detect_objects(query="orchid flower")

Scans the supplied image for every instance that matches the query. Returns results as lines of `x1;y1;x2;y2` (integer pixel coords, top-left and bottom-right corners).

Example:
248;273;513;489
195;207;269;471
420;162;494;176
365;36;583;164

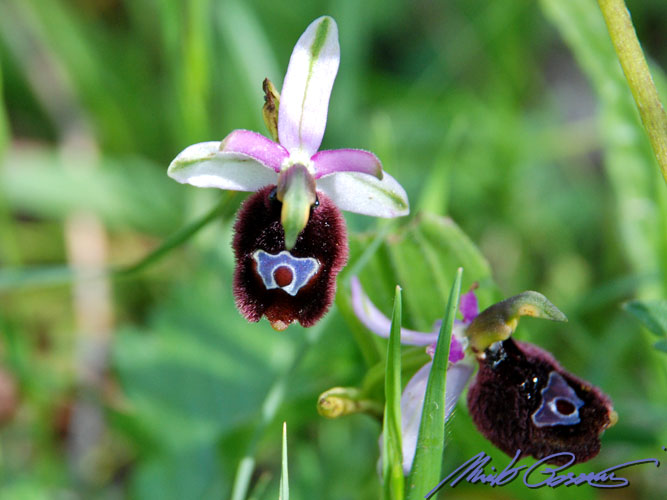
167;17;409;330
351;277;617;474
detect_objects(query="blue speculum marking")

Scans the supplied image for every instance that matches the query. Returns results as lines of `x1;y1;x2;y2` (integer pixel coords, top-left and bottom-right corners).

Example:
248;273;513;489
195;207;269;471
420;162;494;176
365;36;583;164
252;250;320;296
531;371;584;427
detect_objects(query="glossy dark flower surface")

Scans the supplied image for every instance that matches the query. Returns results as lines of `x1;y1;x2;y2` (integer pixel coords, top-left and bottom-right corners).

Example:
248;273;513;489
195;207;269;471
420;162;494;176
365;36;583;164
233;186;348;330
467;337;616;465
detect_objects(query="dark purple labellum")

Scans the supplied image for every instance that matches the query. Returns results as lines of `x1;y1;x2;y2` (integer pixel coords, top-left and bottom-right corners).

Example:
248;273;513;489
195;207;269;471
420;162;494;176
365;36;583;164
233;185;348;330
467;338;616;465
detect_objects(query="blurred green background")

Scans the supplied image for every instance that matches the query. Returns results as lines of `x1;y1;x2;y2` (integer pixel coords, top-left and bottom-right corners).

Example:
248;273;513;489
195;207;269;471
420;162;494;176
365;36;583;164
0;0;666;498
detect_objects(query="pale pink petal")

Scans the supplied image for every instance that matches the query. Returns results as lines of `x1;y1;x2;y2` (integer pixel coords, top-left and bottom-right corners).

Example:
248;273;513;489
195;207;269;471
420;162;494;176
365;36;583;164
350;277;437;346
278;16;339;156
220;130;288;172
312;149;383;179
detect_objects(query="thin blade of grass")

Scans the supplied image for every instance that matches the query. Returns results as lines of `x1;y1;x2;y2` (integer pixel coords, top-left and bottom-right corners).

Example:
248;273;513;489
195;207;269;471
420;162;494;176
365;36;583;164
382;285;404;500
0;61;8;158
113;194;234;276
406;267;462;499
0;196;233;291
279;422;289;500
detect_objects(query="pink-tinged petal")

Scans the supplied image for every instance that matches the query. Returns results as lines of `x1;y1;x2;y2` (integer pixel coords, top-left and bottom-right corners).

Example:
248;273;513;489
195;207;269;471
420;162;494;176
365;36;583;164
278;16;339;156
460;291;479;323
220;130;288;173
350;277;437;346
168;141;278;191
312;149;383;179
317;170;409;218
400;361;474;474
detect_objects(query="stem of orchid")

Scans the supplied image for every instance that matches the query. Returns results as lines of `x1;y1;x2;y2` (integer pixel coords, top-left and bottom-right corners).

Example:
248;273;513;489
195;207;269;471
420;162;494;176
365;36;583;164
465;291;568;353
276;164;317;250
598;0;667;183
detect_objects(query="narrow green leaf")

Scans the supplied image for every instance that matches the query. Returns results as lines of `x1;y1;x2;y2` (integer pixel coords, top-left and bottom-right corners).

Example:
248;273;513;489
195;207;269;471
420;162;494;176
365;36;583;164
279;422;289;500
406;268;462;500
654;340;667;353
382;285;404;500
0;60;8;158
0;265;78;291
113;195;233;276
624;300;667;337
0;196;233;291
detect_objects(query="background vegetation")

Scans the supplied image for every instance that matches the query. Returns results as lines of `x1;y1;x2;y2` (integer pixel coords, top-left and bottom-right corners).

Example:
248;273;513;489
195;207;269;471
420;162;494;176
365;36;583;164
0;0;665;498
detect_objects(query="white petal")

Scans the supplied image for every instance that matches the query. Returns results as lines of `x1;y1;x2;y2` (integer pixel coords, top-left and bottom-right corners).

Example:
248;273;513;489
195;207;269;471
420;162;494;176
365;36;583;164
317;170;409;218
168;141;278;191
278;16;339;156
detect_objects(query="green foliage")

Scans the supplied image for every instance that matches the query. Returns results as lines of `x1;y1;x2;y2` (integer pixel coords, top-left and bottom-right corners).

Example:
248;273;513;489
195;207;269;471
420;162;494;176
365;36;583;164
345;214;499;334
0;0;665;499
381;286;404;500
624;300;667;338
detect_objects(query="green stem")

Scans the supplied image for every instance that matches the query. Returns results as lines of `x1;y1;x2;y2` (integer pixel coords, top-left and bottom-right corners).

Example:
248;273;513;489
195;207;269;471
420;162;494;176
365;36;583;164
0;195;234;291
597;0;667;183
113;194;233;276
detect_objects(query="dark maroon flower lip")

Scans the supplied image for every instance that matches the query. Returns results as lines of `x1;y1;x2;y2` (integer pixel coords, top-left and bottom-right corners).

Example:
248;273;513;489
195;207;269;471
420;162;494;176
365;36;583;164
232;185;348;330
467;338;617;465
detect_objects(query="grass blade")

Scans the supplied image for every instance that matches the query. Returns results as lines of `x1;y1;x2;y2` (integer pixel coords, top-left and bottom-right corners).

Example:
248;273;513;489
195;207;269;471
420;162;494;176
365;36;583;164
0;196;233;291
113;194;234;276
382;285;404;500
406;267;462;499
279;422;289;500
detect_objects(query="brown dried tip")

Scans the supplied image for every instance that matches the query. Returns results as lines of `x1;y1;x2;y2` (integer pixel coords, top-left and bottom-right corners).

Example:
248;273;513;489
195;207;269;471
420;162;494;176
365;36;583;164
467;338;616;465
232;185;348;329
